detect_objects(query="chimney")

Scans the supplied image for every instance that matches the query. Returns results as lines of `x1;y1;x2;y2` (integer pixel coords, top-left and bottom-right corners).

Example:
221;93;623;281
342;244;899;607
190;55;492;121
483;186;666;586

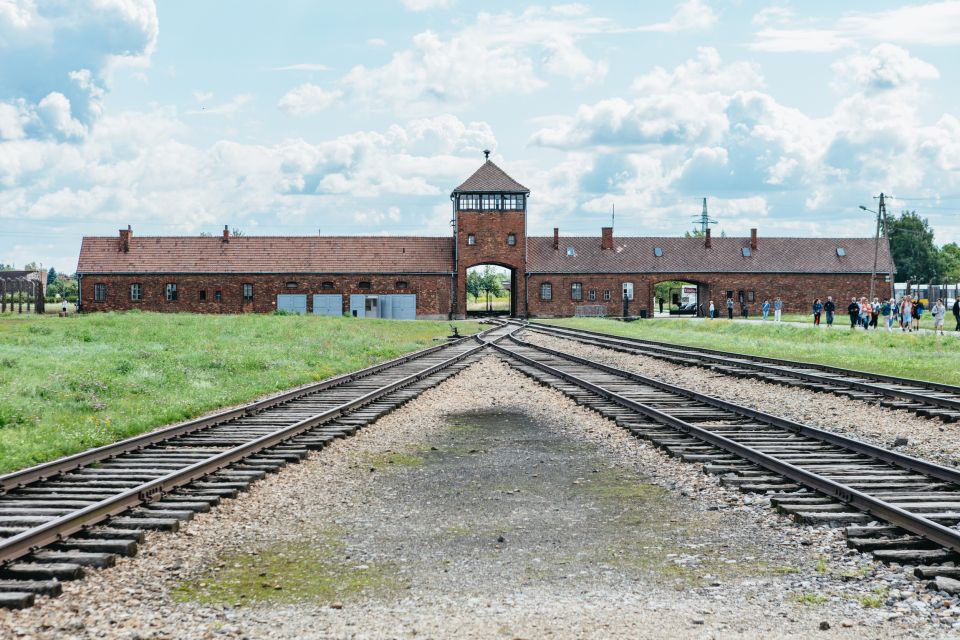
705;228;712;249
553;227;559;250
601;226;613;251
222;225;230;242
119;225;132;253
750;228;758;250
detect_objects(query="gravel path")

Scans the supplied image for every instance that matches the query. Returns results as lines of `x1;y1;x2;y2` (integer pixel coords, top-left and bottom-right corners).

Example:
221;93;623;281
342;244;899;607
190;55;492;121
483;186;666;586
524;331;960;468
2;357;958;638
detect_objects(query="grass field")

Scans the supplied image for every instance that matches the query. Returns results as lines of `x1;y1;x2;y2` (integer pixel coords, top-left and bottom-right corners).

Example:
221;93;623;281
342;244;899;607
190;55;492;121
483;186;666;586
0;312;475;474
540;317;960;386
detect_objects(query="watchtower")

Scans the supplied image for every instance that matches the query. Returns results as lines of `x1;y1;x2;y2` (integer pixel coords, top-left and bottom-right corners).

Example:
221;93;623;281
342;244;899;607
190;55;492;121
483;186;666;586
451;151;529;318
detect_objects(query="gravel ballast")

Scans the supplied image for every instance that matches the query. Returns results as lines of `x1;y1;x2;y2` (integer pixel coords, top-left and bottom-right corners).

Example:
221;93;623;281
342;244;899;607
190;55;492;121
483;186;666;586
524;330;960;468
1;356;958;638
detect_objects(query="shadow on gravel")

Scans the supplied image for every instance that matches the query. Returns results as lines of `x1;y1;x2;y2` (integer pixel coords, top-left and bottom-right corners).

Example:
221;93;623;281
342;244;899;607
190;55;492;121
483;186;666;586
176;410;792;607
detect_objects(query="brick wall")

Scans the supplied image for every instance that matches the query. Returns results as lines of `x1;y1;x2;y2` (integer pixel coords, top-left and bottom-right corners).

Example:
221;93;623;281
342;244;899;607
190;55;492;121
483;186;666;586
526;272;891;318
79;273;453;318
455;209;526;317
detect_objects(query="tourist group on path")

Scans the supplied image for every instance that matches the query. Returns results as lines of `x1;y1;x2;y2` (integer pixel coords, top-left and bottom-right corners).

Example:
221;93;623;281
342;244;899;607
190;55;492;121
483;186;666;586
706;294;958;336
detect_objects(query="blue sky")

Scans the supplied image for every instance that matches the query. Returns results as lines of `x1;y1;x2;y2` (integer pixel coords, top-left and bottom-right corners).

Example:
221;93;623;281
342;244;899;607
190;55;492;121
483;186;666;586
3;0;960;273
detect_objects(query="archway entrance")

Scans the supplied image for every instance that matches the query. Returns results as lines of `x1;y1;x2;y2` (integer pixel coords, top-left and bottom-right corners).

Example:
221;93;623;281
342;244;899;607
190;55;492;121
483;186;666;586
466;264;515;317
652;280;704;318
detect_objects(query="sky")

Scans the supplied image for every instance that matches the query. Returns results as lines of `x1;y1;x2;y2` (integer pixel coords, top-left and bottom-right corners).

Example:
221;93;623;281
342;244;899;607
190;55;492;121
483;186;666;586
3;0;960;273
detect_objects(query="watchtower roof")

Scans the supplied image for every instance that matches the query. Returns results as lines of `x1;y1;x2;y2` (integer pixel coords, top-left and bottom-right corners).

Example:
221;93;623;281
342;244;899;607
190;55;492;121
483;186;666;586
452;159;529;195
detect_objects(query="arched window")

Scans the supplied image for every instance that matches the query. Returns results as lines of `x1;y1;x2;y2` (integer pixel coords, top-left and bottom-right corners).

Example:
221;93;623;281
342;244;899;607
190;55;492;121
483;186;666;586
507;233;516;246
321;281;334;289
396;280;409;289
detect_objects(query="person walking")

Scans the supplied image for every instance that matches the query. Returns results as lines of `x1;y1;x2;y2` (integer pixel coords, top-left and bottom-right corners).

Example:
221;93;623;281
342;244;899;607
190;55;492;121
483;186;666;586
859;297;871;330
726;296;734;320
658;297;664;314
773;297;783;322
882;298;893;332
824;296;835;328
953;298;960;331
913;298;924;331
708;300;715;319
932;298;946;336
870;297;880;329
761;299;770;321
812;298;823;326
900;296;913;332
847;297;859;329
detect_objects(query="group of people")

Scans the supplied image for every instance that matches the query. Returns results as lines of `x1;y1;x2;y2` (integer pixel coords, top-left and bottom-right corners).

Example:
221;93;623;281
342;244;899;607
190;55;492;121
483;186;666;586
705;293;960;336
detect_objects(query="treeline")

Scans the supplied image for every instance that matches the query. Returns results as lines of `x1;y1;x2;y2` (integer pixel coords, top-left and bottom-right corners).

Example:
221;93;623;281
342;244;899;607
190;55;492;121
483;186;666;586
888;211;960;283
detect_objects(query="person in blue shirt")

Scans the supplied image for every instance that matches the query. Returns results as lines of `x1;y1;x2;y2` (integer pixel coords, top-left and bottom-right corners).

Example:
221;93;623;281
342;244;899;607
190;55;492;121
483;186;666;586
761;299;770;320
773;297;783;321
812;298;823;326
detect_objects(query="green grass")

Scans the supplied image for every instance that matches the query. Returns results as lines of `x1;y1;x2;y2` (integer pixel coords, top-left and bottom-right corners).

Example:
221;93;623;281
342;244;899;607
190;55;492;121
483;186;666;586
539;316;960;386
0;312;476;474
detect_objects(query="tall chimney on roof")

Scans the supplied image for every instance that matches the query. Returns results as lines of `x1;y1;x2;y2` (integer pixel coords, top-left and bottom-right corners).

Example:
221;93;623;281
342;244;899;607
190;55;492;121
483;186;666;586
601;226;613;250
222;225;230;242
119;225;131;253
705;228;712;249
553;227;559;250
750;228;758;250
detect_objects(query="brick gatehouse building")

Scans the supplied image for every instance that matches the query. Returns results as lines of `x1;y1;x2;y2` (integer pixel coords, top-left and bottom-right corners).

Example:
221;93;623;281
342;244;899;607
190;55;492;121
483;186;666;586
77;155;895;319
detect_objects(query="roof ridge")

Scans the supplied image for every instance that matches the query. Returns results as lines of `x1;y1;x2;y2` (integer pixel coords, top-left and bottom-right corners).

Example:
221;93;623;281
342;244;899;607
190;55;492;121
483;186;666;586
452;159;529;194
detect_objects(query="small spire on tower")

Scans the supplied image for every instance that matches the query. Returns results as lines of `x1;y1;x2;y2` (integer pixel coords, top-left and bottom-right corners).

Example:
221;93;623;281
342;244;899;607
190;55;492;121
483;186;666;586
483;149;490;160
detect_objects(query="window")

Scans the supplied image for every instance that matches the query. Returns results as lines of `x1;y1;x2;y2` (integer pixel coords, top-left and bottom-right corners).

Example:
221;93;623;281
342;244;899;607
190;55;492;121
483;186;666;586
243;283;253;301
458;194;480;210
654;247;663;257
467;234;476;246
214;290;222;302
94;283;106;302
395;280;409;289
129;283;141;301
571;282;582;301
502;194;524;210
199;290;207;302
588;289;597;301
836;247;846;257
285;281;298;289
480;194;500;210
540;282;553;301
507;233;516;246
358;281;371;289
321;281;334;289
603;289;611;301
622;282;634;301
741;247;752;257
566;246;575;257
747;291;755;303
165;283;177;301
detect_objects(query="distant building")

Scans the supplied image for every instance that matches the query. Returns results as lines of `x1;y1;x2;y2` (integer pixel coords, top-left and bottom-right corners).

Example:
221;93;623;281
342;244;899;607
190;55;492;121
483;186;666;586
77;156;894;318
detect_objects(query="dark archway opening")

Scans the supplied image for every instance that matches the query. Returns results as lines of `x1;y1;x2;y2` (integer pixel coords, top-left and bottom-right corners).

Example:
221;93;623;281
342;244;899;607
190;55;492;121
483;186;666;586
466;264;515;317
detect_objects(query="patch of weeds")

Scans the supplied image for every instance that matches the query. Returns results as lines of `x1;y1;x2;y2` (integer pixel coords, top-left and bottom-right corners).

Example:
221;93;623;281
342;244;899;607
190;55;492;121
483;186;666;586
27;325;52;336
365;450;424;468
815;556;829;573
115;361;134;375
792;592;829;605
0;357;15;368
174;530;397;606
857;586;888;608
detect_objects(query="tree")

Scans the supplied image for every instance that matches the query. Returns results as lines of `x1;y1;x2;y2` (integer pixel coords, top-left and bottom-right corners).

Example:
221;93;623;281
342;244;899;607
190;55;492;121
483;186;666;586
938;243;960;283
47;267;57;285
23;261;38;271
684;229;705;238
888;210;938;281
0;264;13;271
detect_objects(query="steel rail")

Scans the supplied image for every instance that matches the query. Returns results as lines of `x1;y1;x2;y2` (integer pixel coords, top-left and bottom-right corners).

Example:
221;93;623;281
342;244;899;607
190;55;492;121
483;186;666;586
0;336;494;566
0;328;496;494
521;321;960;412
493;337;960;554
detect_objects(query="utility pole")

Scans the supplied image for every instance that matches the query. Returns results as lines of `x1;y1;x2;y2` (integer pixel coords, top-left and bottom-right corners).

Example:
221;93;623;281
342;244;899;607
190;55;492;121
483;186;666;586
692;198;717;235
861;193;887;302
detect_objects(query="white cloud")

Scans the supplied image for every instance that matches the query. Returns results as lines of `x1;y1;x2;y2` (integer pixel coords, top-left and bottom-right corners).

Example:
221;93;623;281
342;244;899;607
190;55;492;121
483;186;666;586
401;0;451;10
37;92;85;138
831;44;939;92
638;0;718;33
277;84;343;115
750;1;960;52
751;7;795;27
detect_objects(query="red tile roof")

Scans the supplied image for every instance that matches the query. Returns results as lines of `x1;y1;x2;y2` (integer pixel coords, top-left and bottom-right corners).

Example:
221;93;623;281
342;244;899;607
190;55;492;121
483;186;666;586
77;236;455;274
452;160;529;194
527;235;895;275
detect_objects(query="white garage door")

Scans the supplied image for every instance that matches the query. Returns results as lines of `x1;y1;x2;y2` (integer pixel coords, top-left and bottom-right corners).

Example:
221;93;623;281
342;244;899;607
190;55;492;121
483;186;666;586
276;294;307;314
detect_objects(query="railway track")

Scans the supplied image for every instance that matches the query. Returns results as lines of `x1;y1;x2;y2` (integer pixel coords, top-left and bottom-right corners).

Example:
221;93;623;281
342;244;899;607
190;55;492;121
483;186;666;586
493;332;960;583
0;324;518;610
519;321;960;423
